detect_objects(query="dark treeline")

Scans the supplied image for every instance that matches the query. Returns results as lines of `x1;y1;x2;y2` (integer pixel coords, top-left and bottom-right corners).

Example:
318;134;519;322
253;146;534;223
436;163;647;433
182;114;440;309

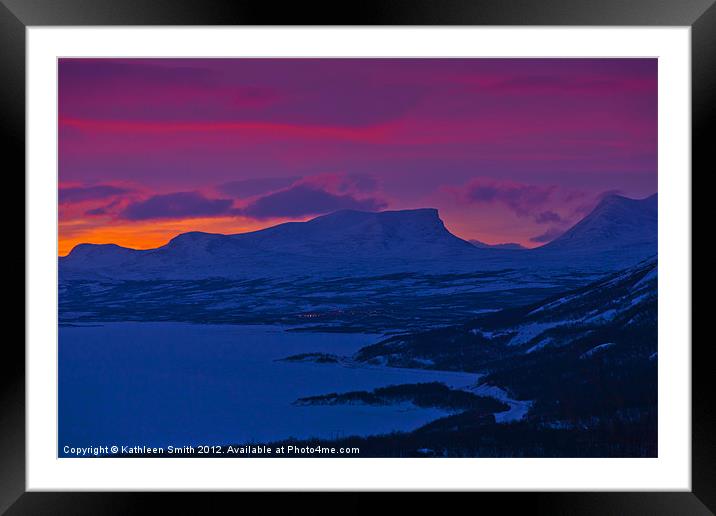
294;382;510;413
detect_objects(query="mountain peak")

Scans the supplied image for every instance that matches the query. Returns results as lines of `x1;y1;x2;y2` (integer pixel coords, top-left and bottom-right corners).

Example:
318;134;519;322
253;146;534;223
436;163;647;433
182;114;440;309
596;192;657;209
66;242;135;258
310;207;440;223
237;207;473;258
165;231;227;248
538;193;657;252
62;242;140;268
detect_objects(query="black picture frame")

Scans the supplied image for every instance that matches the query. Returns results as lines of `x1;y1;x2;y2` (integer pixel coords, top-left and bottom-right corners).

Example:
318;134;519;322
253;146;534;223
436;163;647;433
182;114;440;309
2;0;710;513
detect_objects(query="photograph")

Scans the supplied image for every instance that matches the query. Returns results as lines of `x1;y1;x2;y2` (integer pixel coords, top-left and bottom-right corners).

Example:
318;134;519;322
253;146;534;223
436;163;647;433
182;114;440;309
57;57;658;459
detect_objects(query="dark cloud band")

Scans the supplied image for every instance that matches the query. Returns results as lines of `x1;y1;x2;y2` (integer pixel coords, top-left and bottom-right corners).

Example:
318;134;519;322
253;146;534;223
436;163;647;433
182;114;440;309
240;184;387;219
119;191;233;221
59;184;130;204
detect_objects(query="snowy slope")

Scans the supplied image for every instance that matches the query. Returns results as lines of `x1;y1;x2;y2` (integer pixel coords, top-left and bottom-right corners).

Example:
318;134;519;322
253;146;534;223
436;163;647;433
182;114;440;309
229;208;477;258
538;193;657;253
355;256;657;367
352;256;658;439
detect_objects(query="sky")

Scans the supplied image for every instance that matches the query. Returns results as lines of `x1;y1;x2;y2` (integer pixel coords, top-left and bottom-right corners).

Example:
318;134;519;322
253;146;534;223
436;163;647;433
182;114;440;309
58;58;657;256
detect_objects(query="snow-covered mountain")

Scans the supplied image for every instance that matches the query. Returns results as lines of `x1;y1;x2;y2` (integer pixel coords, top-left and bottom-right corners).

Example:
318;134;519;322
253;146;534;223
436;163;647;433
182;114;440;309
60;208;480;280
230;208;476;258
60;195;658;281
538;193;657;253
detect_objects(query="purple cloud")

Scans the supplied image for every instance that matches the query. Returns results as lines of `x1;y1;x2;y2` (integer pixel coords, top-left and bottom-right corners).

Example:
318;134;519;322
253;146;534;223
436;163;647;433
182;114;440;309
339;174;379;193
59;184;130;204
240;185;387;219
492;75;631;95
119;191;234;221
460;178;554;216
85;199;121;217
534;210;562;224
530;227;564;243
60;59;216;87
217;176;300;198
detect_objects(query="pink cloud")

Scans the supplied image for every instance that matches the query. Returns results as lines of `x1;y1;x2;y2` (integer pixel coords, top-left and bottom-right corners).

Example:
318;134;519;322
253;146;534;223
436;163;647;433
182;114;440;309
59;117;392;144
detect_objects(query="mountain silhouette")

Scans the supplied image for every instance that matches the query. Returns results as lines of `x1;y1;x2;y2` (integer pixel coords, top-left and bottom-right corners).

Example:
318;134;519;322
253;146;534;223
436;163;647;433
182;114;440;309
61;208;479;279
60;195;657;280
469;240;526;250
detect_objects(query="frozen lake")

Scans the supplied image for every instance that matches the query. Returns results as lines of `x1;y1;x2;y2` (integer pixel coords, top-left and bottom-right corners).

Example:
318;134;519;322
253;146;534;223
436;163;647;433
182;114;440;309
59;323;478;454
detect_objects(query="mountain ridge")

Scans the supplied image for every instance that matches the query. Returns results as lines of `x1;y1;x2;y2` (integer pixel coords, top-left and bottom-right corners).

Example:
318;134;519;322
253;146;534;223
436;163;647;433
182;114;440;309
60;194;658;280
469;239;526;250
60;207;482;279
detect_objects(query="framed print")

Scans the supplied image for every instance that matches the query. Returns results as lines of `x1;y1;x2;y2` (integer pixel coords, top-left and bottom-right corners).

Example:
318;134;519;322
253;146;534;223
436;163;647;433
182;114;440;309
4;0;712;513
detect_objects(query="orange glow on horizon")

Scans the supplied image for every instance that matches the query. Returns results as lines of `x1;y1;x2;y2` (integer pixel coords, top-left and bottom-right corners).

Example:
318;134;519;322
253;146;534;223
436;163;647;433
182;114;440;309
58;216;299;257
59;214;542;257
